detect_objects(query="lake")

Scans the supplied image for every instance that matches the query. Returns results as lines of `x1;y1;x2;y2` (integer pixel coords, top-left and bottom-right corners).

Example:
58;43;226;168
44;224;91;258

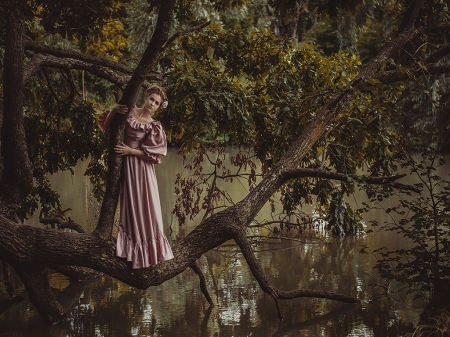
1;148;445;337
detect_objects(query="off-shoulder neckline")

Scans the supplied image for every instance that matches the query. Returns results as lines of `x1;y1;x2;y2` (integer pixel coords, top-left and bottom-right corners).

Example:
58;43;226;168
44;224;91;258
127;113;160;131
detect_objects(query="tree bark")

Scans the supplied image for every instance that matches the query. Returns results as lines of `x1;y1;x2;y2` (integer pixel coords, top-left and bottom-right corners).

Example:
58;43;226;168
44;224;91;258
0;2;33;218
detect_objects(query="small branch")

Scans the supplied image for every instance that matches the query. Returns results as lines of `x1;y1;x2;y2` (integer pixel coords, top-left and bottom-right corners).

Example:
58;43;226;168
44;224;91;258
283;168;421;193
161;21;211;51
189;261;214;306
40;214;86;234
42;68;62;102
426;43;450;64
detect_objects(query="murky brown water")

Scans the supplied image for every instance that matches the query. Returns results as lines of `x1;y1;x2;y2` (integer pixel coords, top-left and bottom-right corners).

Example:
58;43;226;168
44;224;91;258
1;149;440;336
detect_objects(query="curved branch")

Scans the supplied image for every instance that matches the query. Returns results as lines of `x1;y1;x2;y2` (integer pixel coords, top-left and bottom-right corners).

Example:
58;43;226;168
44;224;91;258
233;228;360;320
23;53;131;88
23;36;135;76
190;261;214;305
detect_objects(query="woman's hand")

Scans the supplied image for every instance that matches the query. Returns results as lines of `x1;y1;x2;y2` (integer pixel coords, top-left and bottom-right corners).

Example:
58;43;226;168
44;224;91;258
115;143;133;156
111;104;128;115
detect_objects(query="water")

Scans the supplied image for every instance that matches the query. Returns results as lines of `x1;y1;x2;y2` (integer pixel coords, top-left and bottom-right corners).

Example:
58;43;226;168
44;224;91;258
1;148;440;336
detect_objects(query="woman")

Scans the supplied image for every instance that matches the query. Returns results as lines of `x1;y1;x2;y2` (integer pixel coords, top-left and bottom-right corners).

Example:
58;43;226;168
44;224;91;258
99;86;174;268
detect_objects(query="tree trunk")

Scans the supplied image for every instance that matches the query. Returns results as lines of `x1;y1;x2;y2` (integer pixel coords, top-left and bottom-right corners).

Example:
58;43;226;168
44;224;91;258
0;2;33;218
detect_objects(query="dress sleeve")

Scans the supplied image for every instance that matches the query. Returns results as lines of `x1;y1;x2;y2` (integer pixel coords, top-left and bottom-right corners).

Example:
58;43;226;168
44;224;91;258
98;110;110;132
141;121;167;164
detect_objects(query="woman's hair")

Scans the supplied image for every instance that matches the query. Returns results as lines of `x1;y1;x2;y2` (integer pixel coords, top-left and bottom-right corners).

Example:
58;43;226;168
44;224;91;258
146;85;167;104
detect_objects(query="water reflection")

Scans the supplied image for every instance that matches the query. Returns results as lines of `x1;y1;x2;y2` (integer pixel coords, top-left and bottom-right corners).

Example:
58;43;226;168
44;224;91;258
1;148;436;336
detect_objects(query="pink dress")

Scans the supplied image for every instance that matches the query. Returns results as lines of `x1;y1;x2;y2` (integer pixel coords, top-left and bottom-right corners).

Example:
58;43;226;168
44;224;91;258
99;111;174;268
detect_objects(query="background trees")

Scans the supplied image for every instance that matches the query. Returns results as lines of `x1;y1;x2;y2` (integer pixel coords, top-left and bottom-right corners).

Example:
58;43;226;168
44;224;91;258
0;0;449;327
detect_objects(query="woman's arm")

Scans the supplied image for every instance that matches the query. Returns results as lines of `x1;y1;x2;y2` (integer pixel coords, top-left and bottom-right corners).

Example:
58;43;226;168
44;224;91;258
114;143;154;160
104;104;128;128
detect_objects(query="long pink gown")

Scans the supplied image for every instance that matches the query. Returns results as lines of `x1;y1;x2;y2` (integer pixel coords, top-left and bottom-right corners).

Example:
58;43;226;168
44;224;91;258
99;111;174;268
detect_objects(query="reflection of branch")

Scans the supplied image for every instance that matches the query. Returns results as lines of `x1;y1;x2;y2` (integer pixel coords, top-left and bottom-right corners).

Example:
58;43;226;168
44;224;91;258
284;168;421;193
0;295;23;315
233;228;360;321
272;303;358;337
200;305;213;337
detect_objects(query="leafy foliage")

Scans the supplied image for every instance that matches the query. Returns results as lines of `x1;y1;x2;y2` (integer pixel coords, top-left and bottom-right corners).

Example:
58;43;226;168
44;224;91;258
370;148;450;297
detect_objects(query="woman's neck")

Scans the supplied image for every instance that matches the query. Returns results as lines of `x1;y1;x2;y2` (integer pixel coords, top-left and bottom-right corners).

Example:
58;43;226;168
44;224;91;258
134;107;152;122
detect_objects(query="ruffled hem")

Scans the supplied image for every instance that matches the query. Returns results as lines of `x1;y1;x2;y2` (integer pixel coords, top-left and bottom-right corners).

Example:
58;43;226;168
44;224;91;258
116;227;174;269
143;152;162;163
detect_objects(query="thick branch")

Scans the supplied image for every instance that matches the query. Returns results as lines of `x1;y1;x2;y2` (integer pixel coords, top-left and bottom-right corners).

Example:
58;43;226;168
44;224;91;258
24;53;131;88
14;264;67;324
23;37;135;76
237;21;450;225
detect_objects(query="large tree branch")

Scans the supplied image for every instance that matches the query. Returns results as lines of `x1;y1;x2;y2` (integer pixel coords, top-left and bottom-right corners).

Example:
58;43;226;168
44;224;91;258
237;21;450;225
14;264;67;324
22;37;135;76
23;53;131;88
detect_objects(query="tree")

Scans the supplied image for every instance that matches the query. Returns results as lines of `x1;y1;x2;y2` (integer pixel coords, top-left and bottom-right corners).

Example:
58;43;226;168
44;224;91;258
0;0;450;324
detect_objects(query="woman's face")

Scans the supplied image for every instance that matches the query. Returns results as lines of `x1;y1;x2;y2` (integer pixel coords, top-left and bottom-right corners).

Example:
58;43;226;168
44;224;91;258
145;93;163;113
